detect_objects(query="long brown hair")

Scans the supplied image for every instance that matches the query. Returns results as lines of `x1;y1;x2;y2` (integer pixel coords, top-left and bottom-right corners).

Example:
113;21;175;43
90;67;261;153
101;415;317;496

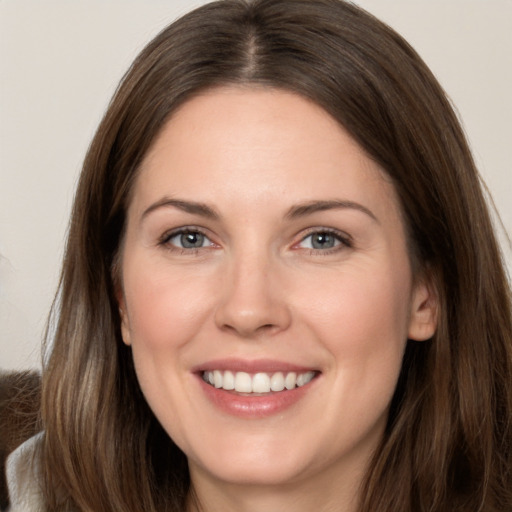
41;1;512;510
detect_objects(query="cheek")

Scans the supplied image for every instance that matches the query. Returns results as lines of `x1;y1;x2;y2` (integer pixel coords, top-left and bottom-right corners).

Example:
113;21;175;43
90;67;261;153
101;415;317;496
121;263;215;441
304;261;412;347
123;260;216;352
301;262;412;402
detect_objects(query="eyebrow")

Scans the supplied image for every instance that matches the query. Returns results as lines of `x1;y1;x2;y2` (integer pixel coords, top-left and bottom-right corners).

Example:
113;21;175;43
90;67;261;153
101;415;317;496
141;198;220;221
141;197;377;223
285;200;378;222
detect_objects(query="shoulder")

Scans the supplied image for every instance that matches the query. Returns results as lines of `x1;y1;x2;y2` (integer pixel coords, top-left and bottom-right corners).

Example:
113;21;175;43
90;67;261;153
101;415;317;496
5;432;45;511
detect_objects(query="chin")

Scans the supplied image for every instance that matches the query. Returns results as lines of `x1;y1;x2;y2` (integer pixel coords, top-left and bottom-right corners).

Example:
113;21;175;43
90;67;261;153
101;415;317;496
184;427;335;489
191;453;311;487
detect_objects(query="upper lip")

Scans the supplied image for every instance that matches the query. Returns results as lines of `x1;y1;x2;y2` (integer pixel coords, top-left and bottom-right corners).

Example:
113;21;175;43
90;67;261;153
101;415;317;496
191;358;320;374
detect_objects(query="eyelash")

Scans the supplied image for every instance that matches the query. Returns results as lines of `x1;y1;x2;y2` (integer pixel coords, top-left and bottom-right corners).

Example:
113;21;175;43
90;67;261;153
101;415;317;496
295;228;353;255
158;227;214;255
157;227;353;256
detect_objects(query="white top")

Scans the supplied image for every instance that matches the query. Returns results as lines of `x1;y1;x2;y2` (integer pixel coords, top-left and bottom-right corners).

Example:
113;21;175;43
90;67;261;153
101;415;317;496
5;433;45;511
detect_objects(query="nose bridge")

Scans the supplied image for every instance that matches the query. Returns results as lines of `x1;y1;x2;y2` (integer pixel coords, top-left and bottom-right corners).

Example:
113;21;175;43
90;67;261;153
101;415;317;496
214;242;290;337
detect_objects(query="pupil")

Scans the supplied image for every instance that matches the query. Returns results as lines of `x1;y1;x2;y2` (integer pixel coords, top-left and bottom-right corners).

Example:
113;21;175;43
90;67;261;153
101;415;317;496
312;233;334;249
181;232;204;248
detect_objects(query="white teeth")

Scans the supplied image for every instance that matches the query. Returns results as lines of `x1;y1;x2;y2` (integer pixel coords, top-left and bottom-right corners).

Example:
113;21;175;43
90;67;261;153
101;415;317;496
223;370;235;390
234;372;252;393
213;370;223;388
252;373;271;393
270;372;285;392
203;369;316;393
285;372;297;390
297;372;315;387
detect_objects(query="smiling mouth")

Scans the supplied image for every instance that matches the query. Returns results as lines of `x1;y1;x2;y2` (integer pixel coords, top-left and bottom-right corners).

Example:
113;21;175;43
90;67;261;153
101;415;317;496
202;370;318;394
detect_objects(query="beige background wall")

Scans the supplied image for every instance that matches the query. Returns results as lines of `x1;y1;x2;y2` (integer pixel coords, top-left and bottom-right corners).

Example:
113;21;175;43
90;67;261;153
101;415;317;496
1;0;511;371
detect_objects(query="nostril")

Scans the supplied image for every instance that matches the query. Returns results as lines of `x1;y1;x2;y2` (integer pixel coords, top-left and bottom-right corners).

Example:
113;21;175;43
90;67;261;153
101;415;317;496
219;322;278;337
213;288;292;337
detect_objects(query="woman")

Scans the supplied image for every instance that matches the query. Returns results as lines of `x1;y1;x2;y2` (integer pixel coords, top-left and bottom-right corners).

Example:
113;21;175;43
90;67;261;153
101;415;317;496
6;0;512;510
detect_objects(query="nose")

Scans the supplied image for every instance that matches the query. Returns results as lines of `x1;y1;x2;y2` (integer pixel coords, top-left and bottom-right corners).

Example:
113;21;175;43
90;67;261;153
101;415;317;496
214;251;292;339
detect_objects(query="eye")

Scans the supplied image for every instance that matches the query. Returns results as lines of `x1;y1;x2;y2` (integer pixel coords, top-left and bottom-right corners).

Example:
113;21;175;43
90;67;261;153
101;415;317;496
162;229;214;250
297;230;351;251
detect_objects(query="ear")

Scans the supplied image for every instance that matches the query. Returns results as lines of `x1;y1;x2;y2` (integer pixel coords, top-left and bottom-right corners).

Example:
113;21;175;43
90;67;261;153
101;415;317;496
408;274;438;341
113;257;132;346
116;291;132;347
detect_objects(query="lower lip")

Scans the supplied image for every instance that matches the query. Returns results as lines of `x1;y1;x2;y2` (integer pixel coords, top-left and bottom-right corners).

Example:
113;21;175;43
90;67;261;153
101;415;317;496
196;375;318;418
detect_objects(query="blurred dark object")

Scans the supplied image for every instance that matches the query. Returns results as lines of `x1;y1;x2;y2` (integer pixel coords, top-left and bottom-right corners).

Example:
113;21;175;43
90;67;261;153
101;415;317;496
0;371;42;510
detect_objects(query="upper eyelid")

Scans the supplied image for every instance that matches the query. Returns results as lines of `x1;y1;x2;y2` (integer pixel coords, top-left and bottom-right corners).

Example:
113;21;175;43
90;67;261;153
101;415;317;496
156;225;353;249
159;226;212;244
291;229;354;255
297;227;353;244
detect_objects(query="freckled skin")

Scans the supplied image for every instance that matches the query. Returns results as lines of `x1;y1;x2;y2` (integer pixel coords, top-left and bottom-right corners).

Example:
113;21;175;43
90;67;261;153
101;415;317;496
118;87;437;512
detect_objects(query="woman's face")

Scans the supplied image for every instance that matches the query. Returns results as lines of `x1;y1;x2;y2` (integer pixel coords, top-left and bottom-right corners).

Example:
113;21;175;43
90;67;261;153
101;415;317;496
118;87;436;494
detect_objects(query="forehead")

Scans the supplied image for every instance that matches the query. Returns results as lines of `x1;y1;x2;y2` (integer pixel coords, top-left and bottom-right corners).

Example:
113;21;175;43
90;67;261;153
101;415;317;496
130;86;400;222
